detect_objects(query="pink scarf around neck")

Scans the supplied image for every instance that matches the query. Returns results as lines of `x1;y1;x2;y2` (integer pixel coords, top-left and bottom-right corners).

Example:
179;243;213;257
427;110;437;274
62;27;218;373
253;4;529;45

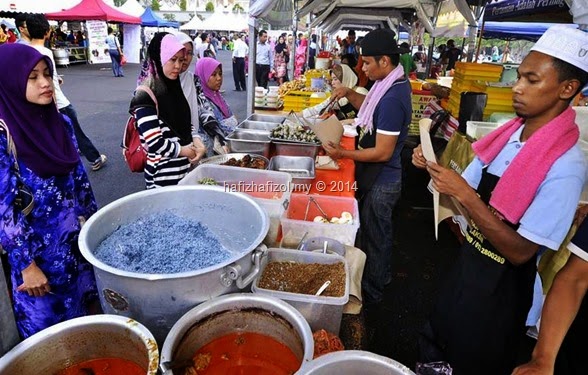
472;106;579;224
354;64;405;133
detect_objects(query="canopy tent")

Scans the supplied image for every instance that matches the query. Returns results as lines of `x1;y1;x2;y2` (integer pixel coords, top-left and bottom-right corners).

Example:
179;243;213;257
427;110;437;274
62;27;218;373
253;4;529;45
0;0;80;17
140;7;179;28
46;0;141;24
198;10;247;31
180;14;204;30
116;0;144;17
481;21;578;41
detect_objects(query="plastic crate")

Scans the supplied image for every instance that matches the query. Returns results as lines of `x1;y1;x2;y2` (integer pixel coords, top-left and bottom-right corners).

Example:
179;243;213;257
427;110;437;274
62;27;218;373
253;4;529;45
283;91;330;111
304;70;328;87
179;164;292;247
466;121;501;140
280;194;359;247
252;248;349;334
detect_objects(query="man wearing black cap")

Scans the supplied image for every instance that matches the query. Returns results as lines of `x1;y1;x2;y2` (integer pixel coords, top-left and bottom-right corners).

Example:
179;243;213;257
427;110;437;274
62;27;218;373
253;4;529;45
324;28;412;307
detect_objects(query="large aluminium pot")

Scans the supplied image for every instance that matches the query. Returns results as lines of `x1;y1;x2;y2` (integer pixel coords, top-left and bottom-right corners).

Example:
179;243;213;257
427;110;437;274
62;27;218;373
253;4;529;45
0;315;158;375
296;350;416;375
78;186;270;344
160;293;314;374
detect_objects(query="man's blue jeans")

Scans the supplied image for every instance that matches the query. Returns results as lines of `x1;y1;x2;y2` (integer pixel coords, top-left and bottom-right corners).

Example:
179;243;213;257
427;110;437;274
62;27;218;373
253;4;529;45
108;49;123;77
359;180;402;305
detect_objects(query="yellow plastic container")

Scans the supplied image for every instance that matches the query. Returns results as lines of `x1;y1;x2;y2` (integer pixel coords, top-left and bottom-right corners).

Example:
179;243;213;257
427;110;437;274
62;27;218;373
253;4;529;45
283;91;330;111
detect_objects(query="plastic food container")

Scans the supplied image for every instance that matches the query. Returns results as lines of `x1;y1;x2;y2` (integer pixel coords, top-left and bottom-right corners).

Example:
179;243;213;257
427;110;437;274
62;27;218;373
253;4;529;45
252;248;349;334
179;164;292;247
280;194;360;247
466;121;501;140
226;129;272;158
269;156;315;187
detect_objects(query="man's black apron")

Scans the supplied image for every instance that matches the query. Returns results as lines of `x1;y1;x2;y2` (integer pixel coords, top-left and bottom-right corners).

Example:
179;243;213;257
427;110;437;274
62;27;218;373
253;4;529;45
421;168;537;375
355;79;406;198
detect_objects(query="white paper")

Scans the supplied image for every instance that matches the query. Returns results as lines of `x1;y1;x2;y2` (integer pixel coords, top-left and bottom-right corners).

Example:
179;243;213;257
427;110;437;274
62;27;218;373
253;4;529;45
419;118;440;239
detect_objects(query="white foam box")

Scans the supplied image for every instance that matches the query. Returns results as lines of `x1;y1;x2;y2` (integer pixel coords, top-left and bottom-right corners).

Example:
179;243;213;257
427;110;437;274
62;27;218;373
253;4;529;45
252;248;349;334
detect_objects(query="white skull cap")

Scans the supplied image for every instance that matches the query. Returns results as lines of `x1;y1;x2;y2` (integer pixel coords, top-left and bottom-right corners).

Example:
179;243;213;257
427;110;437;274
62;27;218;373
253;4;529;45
531;25;588;73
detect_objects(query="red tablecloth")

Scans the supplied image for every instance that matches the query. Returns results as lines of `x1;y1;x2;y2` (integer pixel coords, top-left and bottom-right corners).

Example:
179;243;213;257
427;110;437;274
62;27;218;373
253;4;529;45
423;100;459;141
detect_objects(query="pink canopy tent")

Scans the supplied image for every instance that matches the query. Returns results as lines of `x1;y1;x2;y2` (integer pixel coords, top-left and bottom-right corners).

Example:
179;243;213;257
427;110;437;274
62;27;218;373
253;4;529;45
46;0;141;24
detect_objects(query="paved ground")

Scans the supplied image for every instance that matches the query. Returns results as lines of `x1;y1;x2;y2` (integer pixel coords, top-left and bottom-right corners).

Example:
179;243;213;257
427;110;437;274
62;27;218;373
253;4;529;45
62;49;461;370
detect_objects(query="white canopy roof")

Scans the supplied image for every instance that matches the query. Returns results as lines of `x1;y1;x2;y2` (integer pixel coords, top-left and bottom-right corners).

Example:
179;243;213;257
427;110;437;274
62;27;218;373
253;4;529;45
180;14;204;30
248;0;481;38
0;0;81;13
199;10;248;32
116;0;144;17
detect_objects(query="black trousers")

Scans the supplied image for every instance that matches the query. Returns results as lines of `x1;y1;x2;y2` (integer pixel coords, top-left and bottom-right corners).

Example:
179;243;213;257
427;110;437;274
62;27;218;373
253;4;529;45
256;63;270;89
233;57;246;90
59;104;101;163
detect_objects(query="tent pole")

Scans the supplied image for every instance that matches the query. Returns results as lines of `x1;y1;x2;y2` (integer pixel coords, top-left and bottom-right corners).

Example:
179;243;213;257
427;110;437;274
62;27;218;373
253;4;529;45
425;1;443;79
247;23;256;116
475;20;485;64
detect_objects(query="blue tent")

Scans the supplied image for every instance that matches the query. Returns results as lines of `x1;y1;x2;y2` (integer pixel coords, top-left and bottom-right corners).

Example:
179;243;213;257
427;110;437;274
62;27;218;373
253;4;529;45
140;7;179;28
482;22;578;41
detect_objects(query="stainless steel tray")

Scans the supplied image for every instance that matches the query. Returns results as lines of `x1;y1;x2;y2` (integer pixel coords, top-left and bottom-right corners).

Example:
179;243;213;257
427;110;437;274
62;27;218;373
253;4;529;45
247;114;287;123
237;120;280;132
269;156;315;187
226;129;271;158
273;140;322;159
269;137;321;146
199;153;270;169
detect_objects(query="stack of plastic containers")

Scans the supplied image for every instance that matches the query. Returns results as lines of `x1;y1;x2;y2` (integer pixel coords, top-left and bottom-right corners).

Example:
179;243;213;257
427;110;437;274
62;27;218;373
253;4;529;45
445;62;503;117
471;81;515;120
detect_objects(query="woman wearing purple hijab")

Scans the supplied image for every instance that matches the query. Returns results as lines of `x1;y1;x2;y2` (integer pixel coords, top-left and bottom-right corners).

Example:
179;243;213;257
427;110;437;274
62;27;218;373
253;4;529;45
0;44;99;339
195;57;238;156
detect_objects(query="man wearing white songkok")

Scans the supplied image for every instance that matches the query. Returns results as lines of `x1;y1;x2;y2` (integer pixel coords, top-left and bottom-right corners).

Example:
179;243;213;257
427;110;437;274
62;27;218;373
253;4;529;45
413;25;588;375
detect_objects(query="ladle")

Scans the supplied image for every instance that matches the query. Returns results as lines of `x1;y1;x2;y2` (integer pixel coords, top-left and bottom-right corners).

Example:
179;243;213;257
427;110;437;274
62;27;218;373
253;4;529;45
315;280;331;296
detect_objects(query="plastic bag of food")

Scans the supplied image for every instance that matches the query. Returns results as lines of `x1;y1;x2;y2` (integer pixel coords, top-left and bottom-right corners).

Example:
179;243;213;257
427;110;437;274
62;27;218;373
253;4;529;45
415;361;453;374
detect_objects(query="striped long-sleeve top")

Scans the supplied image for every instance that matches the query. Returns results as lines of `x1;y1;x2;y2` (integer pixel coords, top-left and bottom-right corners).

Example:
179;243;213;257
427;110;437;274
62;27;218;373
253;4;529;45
130;92;192;189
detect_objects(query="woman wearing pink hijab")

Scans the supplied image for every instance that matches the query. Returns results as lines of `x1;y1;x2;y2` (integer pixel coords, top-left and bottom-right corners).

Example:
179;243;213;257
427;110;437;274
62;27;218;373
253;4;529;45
195;57;238;156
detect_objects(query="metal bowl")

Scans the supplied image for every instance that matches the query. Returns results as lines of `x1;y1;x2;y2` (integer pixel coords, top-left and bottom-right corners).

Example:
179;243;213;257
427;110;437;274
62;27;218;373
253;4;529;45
0;315;159;375
199;153;270;170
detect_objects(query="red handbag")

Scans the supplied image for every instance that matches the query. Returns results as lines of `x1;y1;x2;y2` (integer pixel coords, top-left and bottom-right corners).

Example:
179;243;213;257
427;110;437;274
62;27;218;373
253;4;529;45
122;86;157;172
121;54;127;65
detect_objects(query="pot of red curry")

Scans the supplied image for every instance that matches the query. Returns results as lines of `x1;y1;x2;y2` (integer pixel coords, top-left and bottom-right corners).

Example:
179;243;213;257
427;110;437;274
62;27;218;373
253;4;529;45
0;315;158;375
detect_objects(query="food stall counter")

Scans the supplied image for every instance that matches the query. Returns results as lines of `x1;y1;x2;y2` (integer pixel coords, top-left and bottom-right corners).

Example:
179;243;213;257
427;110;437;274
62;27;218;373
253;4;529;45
254;109;356;198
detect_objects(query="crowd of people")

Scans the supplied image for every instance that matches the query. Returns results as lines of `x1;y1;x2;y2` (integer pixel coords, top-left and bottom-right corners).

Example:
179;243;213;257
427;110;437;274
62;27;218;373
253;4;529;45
1;12;588;375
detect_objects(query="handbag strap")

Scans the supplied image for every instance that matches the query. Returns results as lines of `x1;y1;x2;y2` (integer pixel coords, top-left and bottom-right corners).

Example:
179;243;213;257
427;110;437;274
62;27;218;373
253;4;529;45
135;85;159;115
0;119;21;174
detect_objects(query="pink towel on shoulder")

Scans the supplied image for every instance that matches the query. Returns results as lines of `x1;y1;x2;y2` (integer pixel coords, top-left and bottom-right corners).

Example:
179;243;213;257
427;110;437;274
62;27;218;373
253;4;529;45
471;106;579;224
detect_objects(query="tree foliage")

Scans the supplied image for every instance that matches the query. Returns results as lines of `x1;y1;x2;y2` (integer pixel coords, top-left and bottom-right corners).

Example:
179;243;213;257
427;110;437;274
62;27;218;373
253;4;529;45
205;1;214;12
180;0;187;11
233;3;244;13
151;0;160;11
163;13;176;21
